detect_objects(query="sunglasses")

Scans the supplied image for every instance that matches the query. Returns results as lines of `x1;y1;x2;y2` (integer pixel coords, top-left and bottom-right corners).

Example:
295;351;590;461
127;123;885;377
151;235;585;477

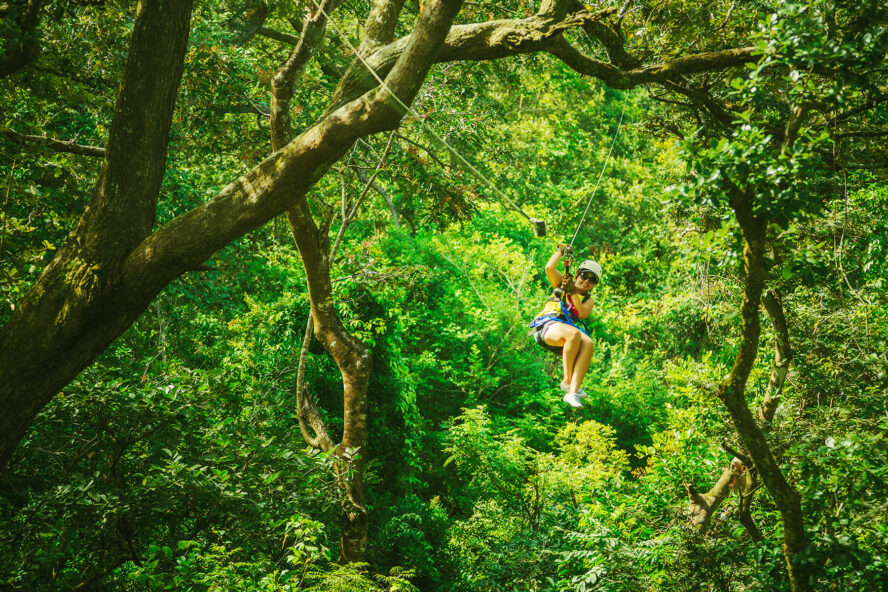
577;271;599;284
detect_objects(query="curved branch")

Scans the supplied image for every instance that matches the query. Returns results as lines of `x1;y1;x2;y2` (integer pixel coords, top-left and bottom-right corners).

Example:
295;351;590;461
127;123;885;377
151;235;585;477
547;37;757;89
331;9;755;112
270;0;340;151
757;289;791;423
1;129;106;157
328;8;618;109
685;458;746;528
566;0;639;68
295;315;335;452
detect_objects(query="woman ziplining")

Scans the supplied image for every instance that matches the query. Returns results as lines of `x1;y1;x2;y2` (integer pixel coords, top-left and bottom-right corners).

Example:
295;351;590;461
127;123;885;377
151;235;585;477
310;1;623;410
530;245;602;408
527;97;625;408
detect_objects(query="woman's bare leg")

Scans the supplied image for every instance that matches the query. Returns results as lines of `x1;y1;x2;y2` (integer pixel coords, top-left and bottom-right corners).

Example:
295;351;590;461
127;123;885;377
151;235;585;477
544;324;583;392
569;336;594;393
561;332;582;389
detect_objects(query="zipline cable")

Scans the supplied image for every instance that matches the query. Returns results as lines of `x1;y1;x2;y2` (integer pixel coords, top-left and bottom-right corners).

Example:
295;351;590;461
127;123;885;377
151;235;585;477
311;0;628;242
568;96;628;249
309;0;549;235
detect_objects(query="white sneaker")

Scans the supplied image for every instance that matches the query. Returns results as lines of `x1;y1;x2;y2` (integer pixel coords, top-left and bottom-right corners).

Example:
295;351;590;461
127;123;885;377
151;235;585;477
560;383;588;398
563;392;583;408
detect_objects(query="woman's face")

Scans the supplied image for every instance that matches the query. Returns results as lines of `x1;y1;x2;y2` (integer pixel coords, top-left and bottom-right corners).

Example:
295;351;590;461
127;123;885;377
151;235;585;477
575;271;598;291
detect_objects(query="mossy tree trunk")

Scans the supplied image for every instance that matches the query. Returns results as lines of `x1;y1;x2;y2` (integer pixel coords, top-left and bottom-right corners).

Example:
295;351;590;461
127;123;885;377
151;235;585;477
718;190;811;592
267;0;457;563
0;0;195;468
685;287;792;540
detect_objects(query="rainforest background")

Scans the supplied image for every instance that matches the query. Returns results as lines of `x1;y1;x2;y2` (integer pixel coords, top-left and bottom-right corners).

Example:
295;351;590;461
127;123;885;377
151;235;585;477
1;0;887;590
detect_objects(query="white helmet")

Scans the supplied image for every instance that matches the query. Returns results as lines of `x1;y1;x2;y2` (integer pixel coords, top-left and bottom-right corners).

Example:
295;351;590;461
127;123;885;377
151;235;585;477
576;260;602;284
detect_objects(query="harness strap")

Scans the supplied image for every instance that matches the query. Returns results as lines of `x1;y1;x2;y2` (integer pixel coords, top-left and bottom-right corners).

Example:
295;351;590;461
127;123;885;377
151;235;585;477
529;301;589;336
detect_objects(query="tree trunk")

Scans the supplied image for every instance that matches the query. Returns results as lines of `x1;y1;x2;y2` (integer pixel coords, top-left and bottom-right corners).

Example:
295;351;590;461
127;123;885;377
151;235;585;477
718;191;810;592
687;287;792;537
268;0;462;562
284;197;373;561
0;0;195;469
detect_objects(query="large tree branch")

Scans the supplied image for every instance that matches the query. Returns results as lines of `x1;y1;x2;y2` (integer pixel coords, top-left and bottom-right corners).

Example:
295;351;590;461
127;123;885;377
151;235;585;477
328;8;617;110
329;7;756;112
0;0;194;469
359;0;408;54
1;129;106;157
689;276;793;542
547;39;756;89
287;0;466;562
266;0;341;458
126;0;465;288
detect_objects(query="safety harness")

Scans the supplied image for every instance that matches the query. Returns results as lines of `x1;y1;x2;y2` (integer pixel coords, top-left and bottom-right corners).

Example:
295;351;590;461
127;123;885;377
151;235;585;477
529;251;590;335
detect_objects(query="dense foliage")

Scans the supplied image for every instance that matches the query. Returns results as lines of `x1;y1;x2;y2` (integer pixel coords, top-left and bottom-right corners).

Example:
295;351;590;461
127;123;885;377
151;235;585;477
1;0;886;590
